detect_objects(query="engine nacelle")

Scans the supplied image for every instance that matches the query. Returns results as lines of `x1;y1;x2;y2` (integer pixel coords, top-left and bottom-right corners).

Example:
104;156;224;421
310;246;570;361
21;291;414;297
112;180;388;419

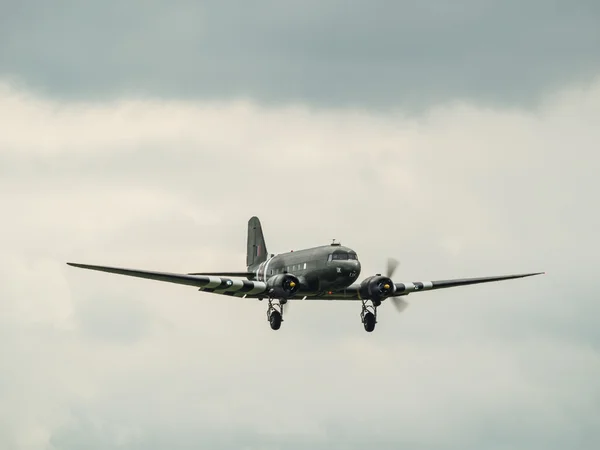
266;273;300;298
359;275;396;303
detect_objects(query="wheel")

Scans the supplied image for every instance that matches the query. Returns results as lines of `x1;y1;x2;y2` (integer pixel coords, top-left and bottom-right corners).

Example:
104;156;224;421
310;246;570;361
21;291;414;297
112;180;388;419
269;310;282;330
363;312;376;332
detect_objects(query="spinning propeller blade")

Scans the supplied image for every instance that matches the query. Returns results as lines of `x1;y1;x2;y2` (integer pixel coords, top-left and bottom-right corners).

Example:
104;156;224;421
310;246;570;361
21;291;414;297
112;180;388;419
386;257;409;313
386;257;399;278
390;296;409;313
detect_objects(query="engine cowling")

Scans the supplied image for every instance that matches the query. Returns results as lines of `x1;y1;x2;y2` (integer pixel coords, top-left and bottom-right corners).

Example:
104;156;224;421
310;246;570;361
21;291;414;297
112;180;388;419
359;275;396;303
266;273;300;298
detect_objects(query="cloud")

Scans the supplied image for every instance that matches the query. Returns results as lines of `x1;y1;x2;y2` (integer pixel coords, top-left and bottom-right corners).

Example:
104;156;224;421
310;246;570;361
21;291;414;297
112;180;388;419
1;77;599;449
1;1;599;110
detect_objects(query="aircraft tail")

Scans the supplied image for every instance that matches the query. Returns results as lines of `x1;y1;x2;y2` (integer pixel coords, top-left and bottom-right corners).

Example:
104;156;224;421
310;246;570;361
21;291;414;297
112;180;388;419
247;216;268;269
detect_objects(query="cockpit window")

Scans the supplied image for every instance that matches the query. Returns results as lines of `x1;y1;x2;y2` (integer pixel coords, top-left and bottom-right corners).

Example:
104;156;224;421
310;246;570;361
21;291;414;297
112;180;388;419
331;253;356;260
332;253;347;260
328;252;358;261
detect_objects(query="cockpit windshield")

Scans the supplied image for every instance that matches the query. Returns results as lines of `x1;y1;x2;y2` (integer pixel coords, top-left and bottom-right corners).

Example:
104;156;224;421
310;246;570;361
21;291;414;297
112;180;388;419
329;252;357;261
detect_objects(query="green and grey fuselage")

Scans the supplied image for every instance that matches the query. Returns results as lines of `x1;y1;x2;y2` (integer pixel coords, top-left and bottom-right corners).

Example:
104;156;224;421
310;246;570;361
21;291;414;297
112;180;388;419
250;244;361;294
245;215;361;296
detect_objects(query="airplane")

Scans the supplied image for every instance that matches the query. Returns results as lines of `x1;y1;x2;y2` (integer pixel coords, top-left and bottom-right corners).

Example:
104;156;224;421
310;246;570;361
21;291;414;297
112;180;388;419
67;216;544;332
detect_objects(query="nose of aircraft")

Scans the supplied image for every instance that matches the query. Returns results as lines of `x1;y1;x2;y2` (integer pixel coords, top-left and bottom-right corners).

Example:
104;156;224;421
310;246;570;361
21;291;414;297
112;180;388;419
346;259;361;278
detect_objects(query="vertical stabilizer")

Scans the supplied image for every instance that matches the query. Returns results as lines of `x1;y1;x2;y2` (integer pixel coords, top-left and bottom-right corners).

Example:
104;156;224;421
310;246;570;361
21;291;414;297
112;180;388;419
247;216;268;269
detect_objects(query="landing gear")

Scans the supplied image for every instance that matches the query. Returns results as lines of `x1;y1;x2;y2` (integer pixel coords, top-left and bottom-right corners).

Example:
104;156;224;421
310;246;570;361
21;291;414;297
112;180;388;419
269;310;282;330
267;299;285;330
360;300;379;332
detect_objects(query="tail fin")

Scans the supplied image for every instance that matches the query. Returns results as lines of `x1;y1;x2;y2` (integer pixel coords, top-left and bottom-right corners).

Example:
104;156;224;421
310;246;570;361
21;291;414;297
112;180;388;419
247;216;268;269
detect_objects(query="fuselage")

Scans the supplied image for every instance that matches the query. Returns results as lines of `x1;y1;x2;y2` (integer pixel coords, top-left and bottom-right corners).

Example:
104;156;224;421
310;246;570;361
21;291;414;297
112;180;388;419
252;243;361;293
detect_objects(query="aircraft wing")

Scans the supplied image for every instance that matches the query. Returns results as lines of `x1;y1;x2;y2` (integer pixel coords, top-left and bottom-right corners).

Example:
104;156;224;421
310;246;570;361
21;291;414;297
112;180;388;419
67;263;543;301
66;263;268;298
392;272;544;295
299;272;544;300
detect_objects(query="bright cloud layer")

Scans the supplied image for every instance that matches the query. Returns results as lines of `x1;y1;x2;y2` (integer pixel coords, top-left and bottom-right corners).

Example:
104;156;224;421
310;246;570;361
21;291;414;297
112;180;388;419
1;78;599;449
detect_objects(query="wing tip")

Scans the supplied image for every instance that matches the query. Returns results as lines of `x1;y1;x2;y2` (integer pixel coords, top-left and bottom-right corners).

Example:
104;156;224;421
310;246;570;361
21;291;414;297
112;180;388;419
67;262;95;270
515;272;545;279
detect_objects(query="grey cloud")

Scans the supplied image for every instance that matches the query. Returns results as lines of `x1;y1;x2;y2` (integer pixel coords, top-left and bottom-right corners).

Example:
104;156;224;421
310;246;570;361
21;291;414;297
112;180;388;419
73;290;168;344
49;417;425;450
47;388;600;450
1;1;599;110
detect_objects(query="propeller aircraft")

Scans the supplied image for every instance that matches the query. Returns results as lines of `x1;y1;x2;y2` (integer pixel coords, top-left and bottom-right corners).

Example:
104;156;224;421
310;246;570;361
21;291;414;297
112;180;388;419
67;216;544;332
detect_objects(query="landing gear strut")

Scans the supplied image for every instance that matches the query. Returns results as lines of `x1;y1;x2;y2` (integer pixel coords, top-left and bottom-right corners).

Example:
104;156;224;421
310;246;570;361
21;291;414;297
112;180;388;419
360;300;379;332
267;299;285;330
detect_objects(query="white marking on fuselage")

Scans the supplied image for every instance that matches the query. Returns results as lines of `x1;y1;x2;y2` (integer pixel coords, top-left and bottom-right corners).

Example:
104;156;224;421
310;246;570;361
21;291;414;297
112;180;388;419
256;261;265;281
422;281;433;290
263;256;273;281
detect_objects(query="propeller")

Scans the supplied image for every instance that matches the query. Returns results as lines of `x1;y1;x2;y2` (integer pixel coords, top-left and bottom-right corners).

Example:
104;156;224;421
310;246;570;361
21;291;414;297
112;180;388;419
386;257;399;278
386;257;409;313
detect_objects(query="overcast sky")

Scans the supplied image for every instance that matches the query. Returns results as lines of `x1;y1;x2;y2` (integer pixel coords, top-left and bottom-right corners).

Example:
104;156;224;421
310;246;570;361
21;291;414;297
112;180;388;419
2;0;600;110
1;1;599;449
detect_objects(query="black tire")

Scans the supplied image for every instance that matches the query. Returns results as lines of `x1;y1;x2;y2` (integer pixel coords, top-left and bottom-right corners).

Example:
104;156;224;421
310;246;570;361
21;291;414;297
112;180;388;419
269;311;282;330
363;312;376;332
